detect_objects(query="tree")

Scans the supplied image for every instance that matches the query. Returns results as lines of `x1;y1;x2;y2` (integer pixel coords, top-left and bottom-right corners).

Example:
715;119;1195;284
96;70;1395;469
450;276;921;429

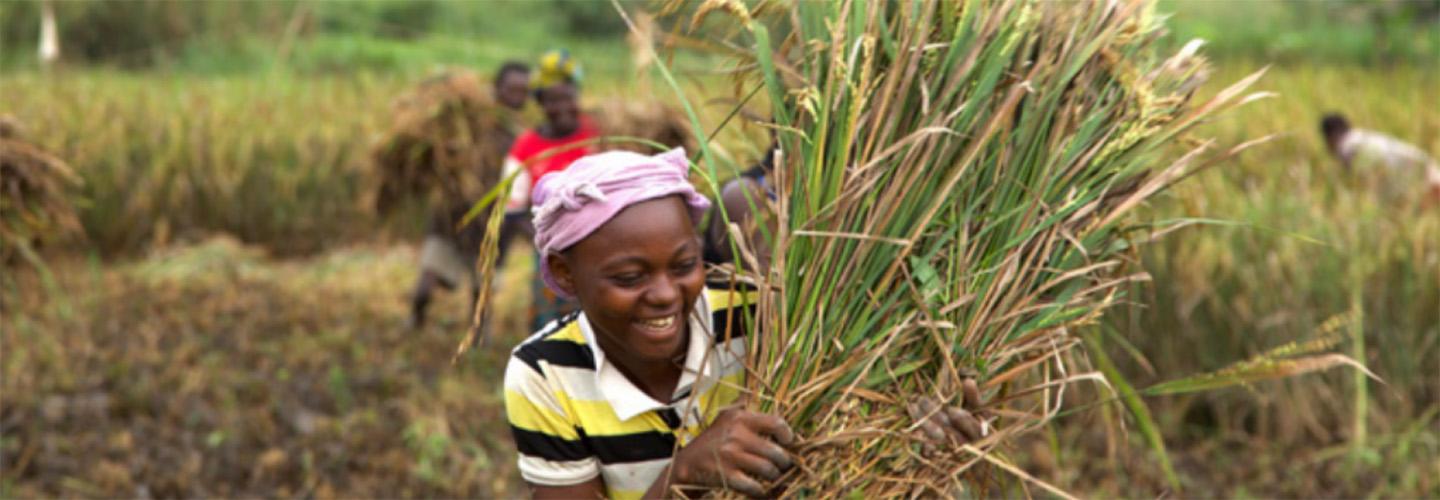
38;0;59;68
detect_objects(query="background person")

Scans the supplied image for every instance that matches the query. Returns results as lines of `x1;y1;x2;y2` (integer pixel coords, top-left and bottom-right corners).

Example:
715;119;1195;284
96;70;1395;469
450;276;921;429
408;61;532;329
1321;112;1440;206
502;49;600;330
703;143;778;273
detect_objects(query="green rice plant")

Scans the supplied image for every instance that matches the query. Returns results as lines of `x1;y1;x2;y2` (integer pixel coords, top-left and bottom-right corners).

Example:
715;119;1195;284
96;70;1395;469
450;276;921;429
1123;59;1440;443
667;0;1371;495
0;71;405;255
1111;60;1438;477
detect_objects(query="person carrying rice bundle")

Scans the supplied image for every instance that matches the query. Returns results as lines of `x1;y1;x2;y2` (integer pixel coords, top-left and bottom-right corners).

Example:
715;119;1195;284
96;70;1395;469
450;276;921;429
502;49;601;330
407;61;533;329
502;148;988;499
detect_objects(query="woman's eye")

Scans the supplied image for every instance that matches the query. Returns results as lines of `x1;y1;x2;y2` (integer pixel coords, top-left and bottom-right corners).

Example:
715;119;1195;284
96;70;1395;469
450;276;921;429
610;273;644;286
672;259;698;273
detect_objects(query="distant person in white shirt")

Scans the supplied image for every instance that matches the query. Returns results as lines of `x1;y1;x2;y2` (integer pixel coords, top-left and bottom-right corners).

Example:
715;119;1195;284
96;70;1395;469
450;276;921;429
1321;113;1440;207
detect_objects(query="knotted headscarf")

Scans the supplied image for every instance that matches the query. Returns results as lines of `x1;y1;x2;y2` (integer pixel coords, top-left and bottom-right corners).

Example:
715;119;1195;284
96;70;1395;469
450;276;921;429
532;49;582;89
532;148;710;297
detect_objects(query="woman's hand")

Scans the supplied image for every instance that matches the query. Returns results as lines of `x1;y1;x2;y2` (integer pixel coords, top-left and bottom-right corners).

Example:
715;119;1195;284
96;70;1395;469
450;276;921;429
908;375;991;455
669;405;796;498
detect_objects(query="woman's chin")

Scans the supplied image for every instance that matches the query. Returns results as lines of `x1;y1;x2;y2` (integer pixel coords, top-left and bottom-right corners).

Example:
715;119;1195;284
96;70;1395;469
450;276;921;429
627;321;685;361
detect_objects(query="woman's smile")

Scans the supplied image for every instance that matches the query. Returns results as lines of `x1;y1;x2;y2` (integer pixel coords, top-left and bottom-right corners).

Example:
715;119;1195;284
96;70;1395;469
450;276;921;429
632;313;683;345
553;196;706;368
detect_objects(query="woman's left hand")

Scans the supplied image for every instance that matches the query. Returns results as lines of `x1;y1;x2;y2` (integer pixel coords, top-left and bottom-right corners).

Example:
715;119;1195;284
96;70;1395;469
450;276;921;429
907;375;990;454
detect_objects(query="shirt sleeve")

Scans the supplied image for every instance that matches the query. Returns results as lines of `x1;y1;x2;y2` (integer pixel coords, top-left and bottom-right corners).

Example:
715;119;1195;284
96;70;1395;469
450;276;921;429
503;355;600;486
503;156;532;213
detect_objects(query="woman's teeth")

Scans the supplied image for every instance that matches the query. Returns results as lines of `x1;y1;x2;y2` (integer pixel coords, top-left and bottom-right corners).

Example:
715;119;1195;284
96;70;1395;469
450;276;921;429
638;316;675;330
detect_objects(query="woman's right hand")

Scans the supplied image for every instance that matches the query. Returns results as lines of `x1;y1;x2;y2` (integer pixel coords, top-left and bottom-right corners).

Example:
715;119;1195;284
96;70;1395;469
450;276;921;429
670;405;796;498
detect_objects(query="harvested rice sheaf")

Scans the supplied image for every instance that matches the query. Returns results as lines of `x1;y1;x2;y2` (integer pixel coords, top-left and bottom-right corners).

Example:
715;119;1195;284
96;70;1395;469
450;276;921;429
0;115;82;268
681;0;1268;496
371;70;518;215
372;71;693;214
590;99;696;153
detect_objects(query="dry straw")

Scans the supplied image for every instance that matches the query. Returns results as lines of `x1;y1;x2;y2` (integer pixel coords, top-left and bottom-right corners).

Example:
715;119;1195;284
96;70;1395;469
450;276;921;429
372;70;694;216
371;70;516;216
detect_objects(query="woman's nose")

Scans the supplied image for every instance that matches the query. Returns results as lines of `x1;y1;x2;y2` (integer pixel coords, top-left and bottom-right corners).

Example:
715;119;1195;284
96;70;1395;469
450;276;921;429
644;274;679;306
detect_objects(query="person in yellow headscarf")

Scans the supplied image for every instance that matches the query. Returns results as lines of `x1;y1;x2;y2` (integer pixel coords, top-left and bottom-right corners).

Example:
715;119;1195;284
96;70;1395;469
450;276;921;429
502;49;602;330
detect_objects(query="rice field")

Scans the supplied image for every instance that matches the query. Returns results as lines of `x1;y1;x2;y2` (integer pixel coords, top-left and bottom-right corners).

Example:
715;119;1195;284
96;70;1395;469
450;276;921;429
2;59;1437;497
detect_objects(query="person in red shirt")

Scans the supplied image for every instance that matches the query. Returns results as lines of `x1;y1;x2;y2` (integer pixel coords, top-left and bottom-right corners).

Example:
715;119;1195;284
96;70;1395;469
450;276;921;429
503;50;599;213
500;49;599;330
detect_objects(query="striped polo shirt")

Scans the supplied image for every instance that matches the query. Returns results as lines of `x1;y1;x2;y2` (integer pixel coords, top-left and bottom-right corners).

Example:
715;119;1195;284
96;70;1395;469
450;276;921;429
503;288;753;499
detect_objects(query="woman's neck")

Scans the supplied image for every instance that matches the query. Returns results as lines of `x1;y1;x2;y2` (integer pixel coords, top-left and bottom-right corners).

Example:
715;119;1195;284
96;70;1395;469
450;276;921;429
600;329;689;403
539;122;578;140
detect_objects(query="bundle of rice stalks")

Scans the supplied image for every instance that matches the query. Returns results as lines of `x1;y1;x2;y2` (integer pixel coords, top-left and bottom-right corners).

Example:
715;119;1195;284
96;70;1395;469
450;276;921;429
590;99;696;153
1;114;82;269
671;0;1307;495
372;70;518;214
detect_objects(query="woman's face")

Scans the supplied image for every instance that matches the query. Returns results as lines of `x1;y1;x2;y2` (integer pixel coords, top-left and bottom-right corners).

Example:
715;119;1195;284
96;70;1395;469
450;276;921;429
550;196;704;367
537;83;581;137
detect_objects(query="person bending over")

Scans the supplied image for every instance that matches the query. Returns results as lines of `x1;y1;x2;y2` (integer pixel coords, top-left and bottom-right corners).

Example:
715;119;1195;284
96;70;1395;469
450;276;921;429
1321;113;1440;206
503;148;987;499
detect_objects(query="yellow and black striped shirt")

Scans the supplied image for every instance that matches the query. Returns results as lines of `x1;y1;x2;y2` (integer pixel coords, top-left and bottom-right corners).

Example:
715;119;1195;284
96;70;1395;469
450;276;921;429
503;288;753;499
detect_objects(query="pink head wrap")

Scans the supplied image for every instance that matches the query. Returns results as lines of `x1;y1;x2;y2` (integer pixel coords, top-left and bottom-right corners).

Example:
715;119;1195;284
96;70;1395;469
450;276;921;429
532;147;711;297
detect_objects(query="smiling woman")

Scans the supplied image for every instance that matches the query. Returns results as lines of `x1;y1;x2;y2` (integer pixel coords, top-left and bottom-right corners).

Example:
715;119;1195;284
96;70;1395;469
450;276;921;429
549;196;707;389
502;148;792;499
499;148;988;499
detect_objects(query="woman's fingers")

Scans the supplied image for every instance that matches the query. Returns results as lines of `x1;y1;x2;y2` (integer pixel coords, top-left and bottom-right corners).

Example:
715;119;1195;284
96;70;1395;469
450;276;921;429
722;470;767;498
735;426;793;470
945;406;983;442
908;400;948;442
961;377;983;411
730;448;784;482
751;439;793;471
746;412;797;447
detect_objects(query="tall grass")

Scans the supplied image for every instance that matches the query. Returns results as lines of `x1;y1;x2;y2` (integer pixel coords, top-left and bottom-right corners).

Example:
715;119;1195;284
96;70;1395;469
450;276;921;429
1;66;767;257
2;71;406;255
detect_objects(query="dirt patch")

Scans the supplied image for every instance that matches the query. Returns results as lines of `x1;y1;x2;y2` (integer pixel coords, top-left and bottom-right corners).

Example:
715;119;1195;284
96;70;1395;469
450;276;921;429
1;236;534;497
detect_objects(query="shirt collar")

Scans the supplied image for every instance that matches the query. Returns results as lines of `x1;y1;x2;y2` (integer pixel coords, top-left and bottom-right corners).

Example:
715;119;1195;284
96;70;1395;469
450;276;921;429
580;292;716;422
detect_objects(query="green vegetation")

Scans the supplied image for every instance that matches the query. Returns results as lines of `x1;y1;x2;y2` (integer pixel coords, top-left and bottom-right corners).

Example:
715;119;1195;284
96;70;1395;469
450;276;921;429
1160;0;1440;65
3;71;403;255
1086;61;1439;495
0;0;642;75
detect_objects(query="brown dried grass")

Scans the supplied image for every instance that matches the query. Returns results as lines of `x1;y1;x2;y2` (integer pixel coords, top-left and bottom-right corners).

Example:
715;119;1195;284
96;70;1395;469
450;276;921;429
0;115;82;268
590;99;696;153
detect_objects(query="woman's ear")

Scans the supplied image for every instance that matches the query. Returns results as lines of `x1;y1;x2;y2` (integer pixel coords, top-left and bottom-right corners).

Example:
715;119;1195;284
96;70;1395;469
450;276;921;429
547;252;578;297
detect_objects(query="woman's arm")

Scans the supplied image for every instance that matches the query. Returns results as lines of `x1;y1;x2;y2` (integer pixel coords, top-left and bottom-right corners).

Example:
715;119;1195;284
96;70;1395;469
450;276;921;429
709;178;774;271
